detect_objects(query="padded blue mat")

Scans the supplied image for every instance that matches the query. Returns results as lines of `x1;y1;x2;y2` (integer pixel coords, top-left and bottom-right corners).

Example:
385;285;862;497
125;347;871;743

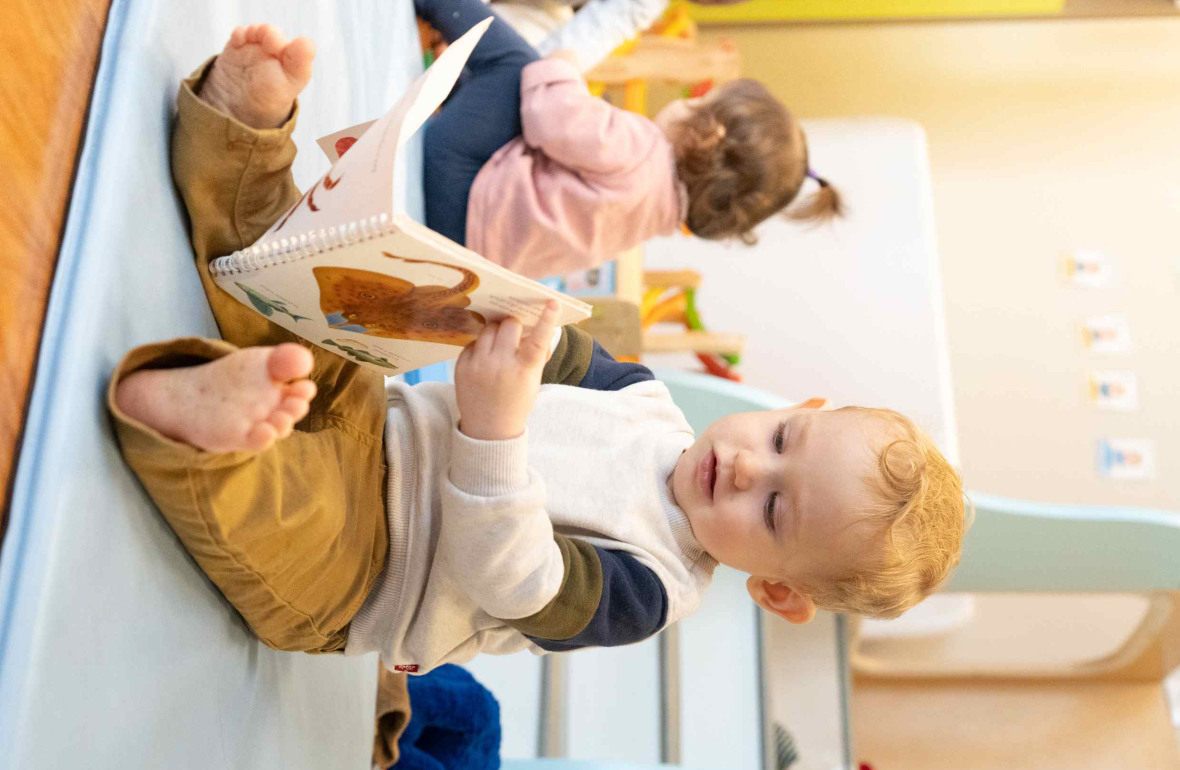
0;1;423;767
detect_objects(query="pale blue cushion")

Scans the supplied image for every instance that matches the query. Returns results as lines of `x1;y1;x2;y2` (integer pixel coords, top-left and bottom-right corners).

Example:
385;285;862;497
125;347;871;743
0;2;423;768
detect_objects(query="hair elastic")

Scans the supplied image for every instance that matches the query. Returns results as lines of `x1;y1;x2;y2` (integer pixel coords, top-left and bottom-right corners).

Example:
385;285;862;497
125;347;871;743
806;168;829;188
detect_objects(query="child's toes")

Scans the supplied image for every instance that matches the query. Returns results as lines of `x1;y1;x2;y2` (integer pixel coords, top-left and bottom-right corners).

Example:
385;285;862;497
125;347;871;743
244;421;278;452
228;26;248;48
243;23;268;44
284;378;317;404
277;393;312;424
267;343;314;383
281;37;316;84
265;410;295;439
255;24;288;56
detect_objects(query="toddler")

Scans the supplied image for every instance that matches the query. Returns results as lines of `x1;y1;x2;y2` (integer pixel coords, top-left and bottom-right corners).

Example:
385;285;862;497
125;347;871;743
418;0;839;279
110;24;961;674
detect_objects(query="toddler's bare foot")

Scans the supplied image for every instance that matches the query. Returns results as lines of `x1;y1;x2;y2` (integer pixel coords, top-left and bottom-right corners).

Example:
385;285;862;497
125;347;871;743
199;24;315;129
115;343;317;453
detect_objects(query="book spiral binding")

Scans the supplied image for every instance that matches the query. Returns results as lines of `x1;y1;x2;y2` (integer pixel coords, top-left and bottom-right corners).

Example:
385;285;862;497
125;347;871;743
208;212;395;277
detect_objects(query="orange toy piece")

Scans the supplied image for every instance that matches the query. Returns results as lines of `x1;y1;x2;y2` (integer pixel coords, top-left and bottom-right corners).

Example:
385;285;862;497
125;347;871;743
695;352;740;382
639;272;743;381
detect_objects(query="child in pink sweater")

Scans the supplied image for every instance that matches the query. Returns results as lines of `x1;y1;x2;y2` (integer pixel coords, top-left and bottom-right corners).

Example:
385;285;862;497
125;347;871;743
419;0;839;279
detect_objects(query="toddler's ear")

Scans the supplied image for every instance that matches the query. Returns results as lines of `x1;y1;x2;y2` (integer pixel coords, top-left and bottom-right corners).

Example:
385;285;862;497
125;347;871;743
746;577;816;624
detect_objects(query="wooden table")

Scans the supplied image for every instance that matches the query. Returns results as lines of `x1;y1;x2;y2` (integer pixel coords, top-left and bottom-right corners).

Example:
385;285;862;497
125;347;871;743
0;0;112;543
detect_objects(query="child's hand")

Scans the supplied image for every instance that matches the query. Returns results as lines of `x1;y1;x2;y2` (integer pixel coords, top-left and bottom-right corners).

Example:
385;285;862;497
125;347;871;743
455;301;559;441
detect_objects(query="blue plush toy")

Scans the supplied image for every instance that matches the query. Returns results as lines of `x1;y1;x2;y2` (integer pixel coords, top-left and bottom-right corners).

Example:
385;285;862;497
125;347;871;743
394;664;503;769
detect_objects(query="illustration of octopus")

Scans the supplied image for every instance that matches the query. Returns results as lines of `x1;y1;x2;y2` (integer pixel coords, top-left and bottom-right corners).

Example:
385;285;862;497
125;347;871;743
313;252;486;346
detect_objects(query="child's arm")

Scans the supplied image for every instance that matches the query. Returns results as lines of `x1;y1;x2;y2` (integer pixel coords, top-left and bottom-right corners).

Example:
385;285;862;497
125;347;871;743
444;307;668;650
542;325;654;391
534;0;669;72
520;57;663;178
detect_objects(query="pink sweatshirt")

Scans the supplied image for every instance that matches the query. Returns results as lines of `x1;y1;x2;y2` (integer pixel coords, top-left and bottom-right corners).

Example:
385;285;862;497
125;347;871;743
465;58;685;279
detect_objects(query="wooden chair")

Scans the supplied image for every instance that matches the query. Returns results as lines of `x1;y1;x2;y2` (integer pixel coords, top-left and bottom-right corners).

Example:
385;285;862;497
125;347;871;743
851;494;1180;769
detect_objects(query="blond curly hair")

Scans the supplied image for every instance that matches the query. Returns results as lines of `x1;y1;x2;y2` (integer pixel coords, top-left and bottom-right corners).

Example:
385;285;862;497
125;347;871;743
801;408;968;619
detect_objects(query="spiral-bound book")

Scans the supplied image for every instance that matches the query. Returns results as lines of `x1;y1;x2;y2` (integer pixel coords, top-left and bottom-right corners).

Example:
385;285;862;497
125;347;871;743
209;19;591;374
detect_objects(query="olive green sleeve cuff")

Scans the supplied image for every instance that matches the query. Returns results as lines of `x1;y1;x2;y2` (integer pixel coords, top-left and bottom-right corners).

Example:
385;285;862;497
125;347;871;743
541;325;594;386
499;535;602;641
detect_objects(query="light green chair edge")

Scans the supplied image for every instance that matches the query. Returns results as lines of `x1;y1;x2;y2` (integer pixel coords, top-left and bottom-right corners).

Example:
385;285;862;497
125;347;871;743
950;492;1180;594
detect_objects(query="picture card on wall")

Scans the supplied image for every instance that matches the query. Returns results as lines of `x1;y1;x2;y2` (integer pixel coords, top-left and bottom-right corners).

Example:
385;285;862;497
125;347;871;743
1081;314;1132;354
1087;370;1140;411
1062;250;1113;288
1096;438;1156;481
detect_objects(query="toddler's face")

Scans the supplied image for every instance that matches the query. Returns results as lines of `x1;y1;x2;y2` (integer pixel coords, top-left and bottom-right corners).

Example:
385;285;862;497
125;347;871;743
670;405;890;587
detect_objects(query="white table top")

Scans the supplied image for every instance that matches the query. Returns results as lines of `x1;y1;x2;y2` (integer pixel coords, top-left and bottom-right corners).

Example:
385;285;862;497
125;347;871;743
644;117;959;466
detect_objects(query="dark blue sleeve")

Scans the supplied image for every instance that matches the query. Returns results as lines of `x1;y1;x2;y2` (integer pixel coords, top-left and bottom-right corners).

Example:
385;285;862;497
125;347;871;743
578;341;655;392
527;547;668;652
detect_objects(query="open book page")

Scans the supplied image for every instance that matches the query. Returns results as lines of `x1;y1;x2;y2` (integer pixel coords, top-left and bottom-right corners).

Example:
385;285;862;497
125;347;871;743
254;18;494;246
213;219;588;373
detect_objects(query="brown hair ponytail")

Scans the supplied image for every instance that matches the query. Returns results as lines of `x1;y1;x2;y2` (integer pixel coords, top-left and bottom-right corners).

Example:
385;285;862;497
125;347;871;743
673;80;837;244
787;174;842;223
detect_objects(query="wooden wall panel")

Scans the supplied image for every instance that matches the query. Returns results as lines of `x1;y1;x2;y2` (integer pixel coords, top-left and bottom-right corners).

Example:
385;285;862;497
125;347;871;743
0;0;112;542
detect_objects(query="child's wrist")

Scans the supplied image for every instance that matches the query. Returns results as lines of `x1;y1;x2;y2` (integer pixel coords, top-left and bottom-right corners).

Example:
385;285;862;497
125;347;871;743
449;425;531;496
457;417;525;442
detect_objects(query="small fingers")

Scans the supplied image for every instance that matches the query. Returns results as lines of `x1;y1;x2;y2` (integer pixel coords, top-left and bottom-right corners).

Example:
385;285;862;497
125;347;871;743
521;301;559;363
495;316;523;352
474;321;499;356
530;301;559;341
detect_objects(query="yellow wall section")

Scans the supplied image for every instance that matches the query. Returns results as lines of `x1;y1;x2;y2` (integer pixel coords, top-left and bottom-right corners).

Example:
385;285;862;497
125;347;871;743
686;0;1063;24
